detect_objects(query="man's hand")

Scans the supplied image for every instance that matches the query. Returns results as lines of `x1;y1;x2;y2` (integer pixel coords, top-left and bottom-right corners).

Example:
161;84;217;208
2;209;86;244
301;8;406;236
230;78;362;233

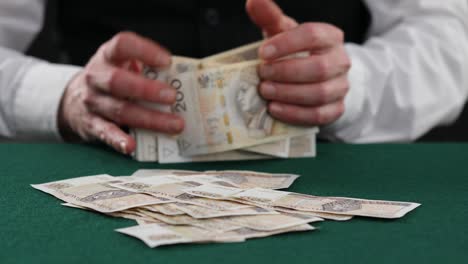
58;32;184;154
247;0;350;126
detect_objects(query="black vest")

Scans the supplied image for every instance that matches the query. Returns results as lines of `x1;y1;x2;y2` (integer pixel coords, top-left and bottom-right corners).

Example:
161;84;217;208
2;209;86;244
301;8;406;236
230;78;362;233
27;0;467;141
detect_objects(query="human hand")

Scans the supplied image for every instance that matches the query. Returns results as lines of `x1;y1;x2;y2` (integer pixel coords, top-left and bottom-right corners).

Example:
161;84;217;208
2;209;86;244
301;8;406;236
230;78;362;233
58;32;184;154
247;0;350;126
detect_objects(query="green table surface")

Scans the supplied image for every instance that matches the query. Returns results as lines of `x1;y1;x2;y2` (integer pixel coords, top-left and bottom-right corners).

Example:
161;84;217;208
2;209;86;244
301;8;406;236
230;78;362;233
1;143;467;264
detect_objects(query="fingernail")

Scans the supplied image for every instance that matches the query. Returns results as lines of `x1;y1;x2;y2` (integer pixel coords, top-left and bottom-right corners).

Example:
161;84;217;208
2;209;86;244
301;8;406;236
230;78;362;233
261;83;276;98
159;88;176;103
259;64;274;79
157;53;172;67
168;119;183;133
270;103;283;114
261;45;277;59
120;141;127;154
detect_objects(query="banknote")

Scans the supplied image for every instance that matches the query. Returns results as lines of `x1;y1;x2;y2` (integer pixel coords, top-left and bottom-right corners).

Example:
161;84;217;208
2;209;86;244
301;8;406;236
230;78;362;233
157;133;270;163
201;41;261;66
184;185;421;219
244;129;318;158
289;133;317;158
116;223;231;247
172;203;278;219
131;129;158;162
142;203;186;216
32;175;171;213
130;169;300;190
109;175;249;210
116;222;314;248
61;202;162;222
134;209;241;232
273;207;353;221
133;209;317;233
131;42;318;162
172;61;312;156
223;212;322;232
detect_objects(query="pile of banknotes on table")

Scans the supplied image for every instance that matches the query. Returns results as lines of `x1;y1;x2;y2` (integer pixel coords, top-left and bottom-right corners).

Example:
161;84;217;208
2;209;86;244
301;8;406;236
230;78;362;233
131;41;319;163
32;169;420;248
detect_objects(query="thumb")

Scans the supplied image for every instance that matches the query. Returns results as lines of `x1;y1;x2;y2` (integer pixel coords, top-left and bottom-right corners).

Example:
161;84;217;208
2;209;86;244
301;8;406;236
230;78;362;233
246;0;298;37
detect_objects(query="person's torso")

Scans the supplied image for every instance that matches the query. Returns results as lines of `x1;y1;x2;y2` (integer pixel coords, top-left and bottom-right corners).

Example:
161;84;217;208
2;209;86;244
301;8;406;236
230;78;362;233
55;0;371;64
27;0;467;141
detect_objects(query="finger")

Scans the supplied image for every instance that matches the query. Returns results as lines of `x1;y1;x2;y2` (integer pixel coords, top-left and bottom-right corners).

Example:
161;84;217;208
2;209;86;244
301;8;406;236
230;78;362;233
85;114;136;154
259;23;344;60
268;100;345;126
85;92;184;134
86;65;177;104
259;76;349;106
102;31;171;67
246;0;297;37
258;47;351;83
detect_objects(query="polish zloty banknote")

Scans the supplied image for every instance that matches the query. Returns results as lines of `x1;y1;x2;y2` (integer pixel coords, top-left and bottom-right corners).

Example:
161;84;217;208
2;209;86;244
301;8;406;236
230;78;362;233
131;42;318;162
141;203;186;216
116;223;236;248
184;184;421;219
173;61;312;156
134;209;242;232
116;222;314;248
130;169;300;190
201;41;262;66
32;175;171;213
273;207;353;221
171;203;278;219
223;212;322;232
157;133;270;163
109;175;249;210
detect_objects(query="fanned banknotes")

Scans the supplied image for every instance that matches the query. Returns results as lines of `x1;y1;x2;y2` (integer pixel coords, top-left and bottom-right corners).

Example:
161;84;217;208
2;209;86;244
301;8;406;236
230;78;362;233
32;169;420;248
131;41;319;163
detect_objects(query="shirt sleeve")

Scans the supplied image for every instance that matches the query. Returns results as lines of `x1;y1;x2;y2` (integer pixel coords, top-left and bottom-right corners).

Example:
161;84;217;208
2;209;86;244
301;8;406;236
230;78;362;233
0;0;82;141
0;49;82;141
321;0;468;143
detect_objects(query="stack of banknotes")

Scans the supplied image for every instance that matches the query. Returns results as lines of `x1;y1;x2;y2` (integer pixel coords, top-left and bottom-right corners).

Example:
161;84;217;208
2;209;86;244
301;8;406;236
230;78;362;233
130;42;319;163
32;169;420;248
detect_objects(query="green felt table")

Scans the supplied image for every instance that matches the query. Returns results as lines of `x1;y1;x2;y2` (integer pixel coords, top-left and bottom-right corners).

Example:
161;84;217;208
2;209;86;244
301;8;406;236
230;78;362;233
1;143;467;264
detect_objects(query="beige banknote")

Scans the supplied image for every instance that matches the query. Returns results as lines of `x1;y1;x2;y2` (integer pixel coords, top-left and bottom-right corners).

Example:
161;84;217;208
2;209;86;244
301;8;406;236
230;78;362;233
136;207;320;232
201;41;261;66
157;132;270;163
116;222;314;248
184;184;421;219
172;61;311;156
134;209;241;232
130;169;300;190
172;203;278;219
110;175;249;210
32;175;171;213
142;203;186;216
224;212;322;232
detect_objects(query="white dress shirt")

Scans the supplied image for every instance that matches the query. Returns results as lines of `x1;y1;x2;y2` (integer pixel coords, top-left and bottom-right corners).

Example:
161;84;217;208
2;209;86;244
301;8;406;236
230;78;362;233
1;0;468;142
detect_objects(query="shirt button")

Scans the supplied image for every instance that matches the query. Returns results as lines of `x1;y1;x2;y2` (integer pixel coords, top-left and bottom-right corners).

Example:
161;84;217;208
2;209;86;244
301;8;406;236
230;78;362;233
204;8;220;26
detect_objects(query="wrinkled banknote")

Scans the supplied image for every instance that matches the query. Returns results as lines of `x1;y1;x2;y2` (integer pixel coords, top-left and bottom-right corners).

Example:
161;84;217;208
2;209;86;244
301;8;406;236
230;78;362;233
31;175;170;213
185;185;421;219
173;61;311;156
109;175;249;210
130;169;300;190
142;203;186;216
116;222;314;248
131;41;318;162
172;203;277;219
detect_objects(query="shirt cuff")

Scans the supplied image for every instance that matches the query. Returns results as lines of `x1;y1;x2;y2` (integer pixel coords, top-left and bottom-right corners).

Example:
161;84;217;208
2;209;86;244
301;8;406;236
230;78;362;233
319;44;368;142
14;63;82;141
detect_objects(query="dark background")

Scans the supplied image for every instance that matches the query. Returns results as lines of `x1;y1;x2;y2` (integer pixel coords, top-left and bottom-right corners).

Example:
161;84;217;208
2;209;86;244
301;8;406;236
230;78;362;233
25;0;468;141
